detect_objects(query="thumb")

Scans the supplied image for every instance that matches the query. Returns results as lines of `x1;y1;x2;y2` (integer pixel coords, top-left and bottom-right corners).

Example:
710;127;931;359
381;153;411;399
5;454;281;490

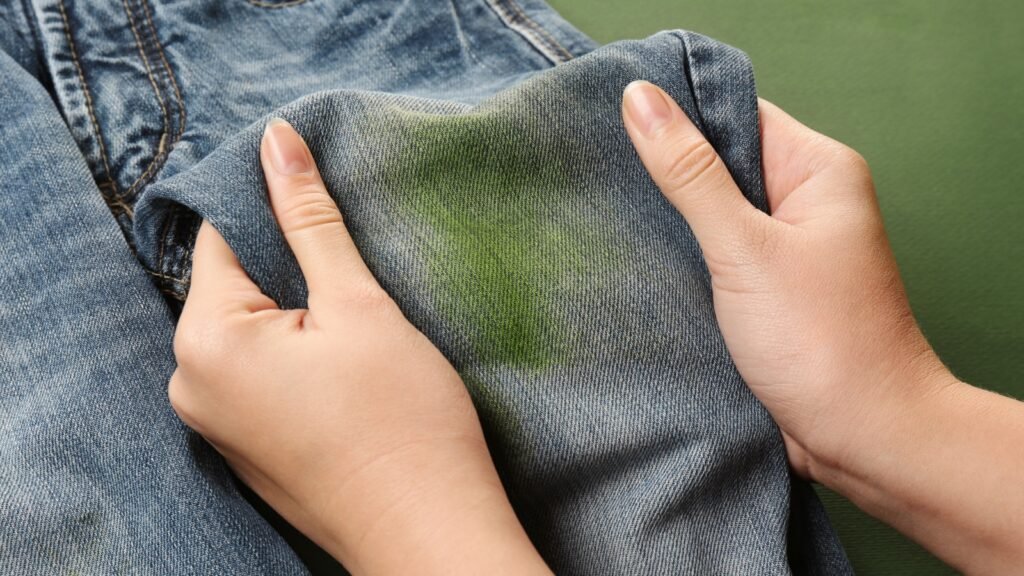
260;117;382;303
622;81;771;263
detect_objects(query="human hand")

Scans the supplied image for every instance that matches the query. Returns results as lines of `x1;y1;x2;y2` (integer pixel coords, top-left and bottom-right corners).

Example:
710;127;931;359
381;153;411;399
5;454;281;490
620;81;954;477
168;119;550;575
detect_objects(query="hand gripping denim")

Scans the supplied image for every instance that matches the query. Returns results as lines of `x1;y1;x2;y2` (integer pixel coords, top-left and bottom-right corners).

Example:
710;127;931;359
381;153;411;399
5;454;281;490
1;1;851;574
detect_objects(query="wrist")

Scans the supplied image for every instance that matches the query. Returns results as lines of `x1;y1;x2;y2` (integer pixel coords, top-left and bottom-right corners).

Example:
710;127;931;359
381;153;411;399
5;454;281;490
315;442;550;575
797;365;1024;573
801;347;960;486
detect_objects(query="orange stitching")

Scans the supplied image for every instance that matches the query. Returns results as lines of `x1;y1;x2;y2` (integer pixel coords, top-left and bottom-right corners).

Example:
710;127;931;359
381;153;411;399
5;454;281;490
121;0;172;200
115;0;192;294
503;0;573;62
138;0;191;289
140;0;185;144
125;0;191;292
110;195;135;218
158;286;186;301
56;0;120;197
146;269;188;284
121;119;168;199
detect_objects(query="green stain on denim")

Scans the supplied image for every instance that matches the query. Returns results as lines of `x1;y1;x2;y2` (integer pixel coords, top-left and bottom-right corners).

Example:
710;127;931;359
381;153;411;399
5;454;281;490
383;109;611;370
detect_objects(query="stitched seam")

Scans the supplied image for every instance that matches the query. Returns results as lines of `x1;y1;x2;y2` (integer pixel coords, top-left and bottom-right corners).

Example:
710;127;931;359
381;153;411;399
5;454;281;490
489;0;570;62
503;0;572;61
141;0;186;146
97;181;134;217
56;0;120;201
146;269;188;284
484;0;573;64
246;0;310;8
158;286;186;301
122;0;189;288
121;0;174;203
134;0;188;289
121;0;187;203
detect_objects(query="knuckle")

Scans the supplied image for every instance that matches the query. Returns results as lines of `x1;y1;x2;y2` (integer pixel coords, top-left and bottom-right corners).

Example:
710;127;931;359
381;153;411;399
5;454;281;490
278;183;342;232
832;144;870;175
659;136;723;195
812;138;870;177
173;315;229;372
167;374;200;430
813;140;876;200
171;321;201;369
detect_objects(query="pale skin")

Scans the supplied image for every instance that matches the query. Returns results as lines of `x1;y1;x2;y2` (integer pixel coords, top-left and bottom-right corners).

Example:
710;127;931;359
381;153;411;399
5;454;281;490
169;84;1024;575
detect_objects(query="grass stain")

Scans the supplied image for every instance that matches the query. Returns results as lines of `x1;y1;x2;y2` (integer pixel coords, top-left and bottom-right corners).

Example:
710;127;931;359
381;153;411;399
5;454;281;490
387;110;598;369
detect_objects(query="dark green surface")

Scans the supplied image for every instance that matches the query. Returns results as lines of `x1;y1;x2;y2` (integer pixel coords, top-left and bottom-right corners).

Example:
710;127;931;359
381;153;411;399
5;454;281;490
547;0;1024;573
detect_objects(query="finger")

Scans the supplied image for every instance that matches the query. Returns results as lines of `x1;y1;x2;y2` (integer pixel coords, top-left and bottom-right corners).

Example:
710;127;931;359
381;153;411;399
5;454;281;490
260;117;379;300
187;220;277;315
622;81;772;260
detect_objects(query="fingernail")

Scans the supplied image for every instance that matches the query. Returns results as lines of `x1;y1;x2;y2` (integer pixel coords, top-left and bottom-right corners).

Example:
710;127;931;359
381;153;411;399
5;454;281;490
263;117;312;174
623;81;674;137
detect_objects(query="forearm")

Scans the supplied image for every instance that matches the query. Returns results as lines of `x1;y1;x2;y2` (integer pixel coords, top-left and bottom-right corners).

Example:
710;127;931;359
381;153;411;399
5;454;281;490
806;366;1024;574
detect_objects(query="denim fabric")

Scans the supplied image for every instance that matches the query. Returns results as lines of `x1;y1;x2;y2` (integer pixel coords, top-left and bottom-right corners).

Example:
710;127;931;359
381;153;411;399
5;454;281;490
1;1;851;574
0;48;306;574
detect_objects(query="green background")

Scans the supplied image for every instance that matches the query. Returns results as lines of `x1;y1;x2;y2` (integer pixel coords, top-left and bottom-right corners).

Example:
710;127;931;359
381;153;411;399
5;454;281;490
546;0;1023;573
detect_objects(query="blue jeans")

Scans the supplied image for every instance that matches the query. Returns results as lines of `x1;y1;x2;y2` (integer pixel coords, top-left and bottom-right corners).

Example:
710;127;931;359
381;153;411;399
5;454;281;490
0;1;850;573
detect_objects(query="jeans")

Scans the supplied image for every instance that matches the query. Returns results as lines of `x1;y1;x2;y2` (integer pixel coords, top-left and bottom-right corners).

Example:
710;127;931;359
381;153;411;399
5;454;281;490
1;1;851;573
